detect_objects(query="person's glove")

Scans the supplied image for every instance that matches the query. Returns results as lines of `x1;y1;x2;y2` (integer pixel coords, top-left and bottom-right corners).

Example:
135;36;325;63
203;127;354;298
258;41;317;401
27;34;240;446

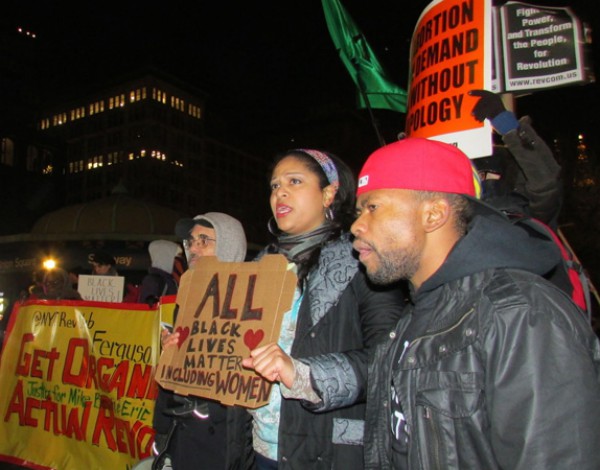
469;89;506;122
469;89;519;135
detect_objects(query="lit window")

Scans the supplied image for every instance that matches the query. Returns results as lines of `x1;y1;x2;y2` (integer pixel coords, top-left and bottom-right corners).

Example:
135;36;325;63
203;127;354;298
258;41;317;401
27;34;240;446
1;138;15;166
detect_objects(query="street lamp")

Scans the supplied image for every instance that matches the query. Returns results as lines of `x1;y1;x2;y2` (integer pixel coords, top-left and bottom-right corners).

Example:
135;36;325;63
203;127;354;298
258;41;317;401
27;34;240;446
43;258;56;270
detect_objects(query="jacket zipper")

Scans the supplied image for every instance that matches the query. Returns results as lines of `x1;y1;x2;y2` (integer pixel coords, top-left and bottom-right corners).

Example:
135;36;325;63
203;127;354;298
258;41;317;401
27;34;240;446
405;307;475;352
423;406;442;469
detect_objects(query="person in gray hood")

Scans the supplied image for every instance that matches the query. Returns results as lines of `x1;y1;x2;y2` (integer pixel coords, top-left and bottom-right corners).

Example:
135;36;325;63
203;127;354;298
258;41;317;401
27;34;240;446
176;212;247;268
138;240;180;305
152;212;248;470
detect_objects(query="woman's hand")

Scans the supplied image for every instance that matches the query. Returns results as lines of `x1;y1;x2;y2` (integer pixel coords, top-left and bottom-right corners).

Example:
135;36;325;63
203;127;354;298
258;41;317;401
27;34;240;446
242;342;296;388
161;327;179;350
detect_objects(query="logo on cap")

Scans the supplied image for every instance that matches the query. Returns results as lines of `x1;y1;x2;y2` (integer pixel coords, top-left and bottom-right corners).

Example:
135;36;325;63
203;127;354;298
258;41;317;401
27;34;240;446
358;175;369;188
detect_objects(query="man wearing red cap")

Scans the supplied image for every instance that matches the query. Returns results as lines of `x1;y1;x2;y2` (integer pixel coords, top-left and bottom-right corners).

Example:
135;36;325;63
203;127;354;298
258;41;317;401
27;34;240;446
350;138;600;469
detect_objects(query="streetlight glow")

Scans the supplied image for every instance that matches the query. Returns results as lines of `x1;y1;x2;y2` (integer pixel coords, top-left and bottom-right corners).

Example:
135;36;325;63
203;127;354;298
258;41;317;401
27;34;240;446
43;258;56;270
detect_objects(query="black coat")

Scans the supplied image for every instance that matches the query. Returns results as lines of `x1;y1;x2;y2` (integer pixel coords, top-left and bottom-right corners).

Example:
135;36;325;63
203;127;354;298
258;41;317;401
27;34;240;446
364;267;600;469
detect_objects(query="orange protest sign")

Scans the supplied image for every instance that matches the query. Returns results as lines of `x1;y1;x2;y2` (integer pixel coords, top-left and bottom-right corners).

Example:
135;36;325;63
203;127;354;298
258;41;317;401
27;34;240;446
0;300;160;470
155;255;297;408
406;0;493;158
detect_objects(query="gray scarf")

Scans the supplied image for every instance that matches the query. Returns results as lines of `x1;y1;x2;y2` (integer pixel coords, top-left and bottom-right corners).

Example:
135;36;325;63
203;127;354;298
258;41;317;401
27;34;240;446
262;229;359;326
306;233;358;325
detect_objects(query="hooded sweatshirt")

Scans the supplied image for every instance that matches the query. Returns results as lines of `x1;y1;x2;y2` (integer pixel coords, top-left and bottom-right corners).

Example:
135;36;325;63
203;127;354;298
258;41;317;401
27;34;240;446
402;212;562;344
149;240;180;273
183;212;247;263
138;240;180;303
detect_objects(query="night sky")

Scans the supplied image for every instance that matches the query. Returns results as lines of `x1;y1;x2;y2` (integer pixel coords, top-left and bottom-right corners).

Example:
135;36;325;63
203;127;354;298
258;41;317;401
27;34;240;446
3;1;600;289
4;0;599;160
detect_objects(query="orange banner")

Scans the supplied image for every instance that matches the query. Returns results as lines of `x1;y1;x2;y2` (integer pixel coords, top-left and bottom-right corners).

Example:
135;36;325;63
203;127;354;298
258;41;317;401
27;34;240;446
406;0;493;158
0;299;161;470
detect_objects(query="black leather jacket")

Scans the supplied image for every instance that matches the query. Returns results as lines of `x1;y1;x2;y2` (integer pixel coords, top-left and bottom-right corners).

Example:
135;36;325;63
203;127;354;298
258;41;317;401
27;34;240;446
362;216;600;469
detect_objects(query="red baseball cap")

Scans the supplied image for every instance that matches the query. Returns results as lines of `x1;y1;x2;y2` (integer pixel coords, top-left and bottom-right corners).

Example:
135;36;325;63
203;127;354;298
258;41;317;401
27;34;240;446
357;138;482;198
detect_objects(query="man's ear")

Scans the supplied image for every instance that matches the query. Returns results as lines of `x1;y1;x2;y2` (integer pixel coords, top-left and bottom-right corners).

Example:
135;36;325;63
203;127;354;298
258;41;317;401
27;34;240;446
322;184;337;208
421;197;451;233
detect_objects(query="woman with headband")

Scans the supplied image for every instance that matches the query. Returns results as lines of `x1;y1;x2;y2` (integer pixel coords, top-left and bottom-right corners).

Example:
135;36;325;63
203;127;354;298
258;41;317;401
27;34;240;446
229;149;405;469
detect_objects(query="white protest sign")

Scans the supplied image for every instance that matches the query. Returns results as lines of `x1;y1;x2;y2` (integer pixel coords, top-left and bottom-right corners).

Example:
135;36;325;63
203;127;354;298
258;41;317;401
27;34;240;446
78;275;125;302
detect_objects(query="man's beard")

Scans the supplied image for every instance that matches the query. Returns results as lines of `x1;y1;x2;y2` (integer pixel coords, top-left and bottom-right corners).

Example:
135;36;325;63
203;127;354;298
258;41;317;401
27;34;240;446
367;245;420;285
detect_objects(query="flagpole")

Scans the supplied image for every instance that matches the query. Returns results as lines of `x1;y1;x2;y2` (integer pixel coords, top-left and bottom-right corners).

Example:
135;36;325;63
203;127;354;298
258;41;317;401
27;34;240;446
353;59;386;147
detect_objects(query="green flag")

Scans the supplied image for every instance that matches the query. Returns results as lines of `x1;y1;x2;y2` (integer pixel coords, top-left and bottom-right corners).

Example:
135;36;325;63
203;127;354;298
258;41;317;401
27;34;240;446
322;0;407;113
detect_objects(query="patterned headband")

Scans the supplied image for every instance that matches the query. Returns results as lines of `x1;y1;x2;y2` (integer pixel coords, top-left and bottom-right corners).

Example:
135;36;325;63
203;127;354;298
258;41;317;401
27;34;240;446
297;149;340;188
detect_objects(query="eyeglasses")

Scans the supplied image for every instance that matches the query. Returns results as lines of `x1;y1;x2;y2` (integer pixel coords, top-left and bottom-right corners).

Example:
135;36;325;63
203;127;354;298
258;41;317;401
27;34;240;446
185;234;216;248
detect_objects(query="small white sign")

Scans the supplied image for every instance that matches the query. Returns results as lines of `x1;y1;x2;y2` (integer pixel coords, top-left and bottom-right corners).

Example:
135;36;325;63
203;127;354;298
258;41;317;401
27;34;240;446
78;275;125;302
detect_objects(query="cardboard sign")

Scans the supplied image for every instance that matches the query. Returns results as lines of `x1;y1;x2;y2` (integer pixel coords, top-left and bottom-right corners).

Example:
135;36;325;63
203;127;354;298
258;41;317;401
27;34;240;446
155;255;297;408
406;0;493;158
78;275;125;302
499;1;586;93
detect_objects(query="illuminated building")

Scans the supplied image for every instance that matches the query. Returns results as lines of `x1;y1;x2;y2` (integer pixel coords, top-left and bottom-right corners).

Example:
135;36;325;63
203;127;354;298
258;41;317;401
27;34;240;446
0;26;270;312
35;69;270;243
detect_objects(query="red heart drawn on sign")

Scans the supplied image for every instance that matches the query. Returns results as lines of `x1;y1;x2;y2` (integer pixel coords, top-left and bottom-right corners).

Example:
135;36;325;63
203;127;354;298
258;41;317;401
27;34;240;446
244;329;264;350
175;326;190;349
